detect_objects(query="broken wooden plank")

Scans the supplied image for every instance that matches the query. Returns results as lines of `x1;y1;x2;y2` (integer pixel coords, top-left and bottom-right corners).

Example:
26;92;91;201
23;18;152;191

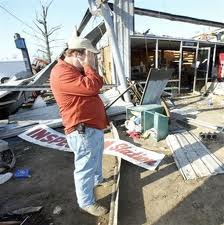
166;131;224;180
176;132;211;178
166;134;196;180
186;132;224;174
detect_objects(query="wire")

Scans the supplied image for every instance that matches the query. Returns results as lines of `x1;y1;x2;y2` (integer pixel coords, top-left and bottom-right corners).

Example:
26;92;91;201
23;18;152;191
0;4;36;32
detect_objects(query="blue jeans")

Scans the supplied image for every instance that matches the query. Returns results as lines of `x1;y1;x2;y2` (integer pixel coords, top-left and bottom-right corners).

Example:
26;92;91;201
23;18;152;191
66;127;104;208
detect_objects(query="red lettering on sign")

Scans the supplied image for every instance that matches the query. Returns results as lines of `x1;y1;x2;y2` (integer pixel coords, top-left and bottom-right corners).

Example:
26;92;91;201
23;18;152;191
109;143;129;152
50;137;65;144
26;128;42;137
109;143;156;165
56;139;67;147
133;154;156;165
104;140;115;149
39;134;58;143
30;129;51;140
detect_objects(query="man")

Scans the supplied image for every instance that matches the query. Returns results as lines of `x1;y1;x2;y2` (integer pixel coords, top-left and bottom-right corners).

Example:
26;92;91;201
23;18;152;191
50;37;108;216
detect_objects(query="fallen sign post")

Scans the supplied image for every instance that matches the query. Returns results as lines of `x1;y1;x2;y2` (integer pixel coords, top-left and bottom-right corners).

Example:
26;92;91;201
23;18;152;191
19;125;164;170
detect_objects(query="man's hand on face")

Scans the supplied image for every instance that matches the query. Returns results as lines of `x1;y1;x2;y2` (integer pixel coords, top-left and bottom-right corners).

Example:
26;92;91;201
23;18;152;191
77;50;95;68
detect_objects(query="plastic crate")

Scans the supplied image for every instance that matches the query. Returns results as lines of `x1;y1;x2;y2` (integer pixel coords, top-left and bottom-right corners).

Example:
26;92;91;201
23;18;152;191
126;104;164;132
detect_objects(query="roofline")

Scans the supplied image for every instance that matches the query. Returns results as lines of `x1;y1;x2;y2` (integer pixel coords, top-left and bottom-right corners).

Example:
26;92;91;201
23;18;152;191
131;34;224;46
134;6;224;28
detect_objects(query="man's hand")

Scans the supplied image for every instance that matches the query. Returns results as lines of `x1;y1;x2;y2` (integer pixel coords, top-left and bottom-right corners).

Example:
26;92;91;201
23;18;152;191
78;50;95;68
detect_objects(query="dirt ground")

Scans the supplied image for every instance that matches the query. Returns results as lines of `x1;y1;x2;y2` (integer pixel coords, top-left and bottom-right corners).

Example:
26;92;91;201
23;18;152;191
0;131;116;225
1;93;224;225
118;93;224;225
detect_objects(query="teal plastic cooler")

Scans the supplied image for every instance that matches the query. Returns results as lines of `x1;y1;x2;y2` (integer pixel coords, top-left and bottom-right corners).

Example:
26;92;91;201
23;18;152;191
126;104;168;141
126;104;164;131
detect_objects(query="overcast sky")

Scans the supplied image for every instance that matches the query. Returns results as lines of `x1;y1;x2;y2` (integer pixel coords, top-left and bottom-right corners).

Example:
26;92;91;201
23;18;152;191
0;0;223;61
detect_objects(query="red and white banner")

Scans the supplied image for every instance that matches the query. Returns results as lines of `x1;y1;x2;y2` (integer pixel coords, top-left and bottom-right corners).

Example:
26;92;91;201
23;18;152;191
104;139;164;170
19;124;71;152
19;125;164;170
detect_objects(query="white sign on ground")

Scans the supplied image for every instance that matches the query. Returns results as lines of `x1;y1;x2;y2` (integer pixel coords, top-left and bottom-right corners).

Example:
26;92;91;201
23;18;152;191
19;124;71;152
104;139;164;170
19;125;164;170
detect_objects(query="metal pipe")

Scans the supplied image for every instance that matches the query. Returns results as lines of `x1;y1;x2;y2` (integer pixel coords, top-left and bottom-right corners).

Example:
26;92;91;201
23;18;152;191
89;0;130;102
212;44;217;78
178;41;183;94
193;42;199;92
155;39;159;69
134;7;224;28
105;85;133;110
100;3;130;101
205;47;211;91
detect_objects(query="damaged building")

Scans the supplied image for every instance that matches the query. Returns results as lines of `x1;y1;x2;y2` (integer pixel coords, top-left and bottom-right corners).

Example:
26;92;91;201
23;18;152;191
88;2;224;95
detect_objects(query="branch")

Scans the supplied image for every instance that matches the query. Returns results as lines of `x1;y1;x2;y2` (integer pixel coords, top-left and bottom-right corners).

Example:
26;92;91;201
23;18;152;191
47;25;61;36
37;49;48;54
36;18;45;25
35;43;48;49
33;21;45;36
42;5;46;21
22;30;46;43
46;0;54;15
50;45;65;48
48;38;64;43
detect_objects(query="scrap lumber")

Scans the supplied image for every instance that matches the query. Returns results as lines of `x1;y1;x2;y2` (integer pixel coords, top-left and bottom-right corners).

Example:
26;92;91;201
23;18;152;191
9;104;60;122
0;123;38;139
0;222;21;225
166;131;224;180
0;119;62;140
11;206;43;215
185;118;224;133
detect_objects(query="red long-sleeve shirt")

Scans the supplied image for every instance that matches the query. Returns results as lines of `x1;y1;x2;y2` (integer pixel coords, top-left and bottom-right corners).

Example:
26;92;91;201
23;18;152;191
50;59;108;134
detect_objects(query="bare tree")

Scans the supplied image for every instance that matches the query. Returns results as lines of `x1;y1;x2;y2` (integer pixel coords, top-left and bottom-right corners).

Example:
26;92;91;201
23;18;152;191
33;0;62;63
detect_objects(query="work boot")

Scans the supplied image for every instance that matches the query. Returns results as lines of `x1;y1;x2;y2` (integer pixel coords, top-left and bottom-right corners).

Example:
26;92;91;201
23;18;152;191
80;203;108;216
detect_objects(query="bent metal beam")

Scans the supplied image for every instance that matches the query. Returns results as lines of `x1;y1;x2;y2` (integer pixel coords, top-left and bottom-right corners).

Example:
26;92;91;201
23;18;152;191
134;7;224;28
